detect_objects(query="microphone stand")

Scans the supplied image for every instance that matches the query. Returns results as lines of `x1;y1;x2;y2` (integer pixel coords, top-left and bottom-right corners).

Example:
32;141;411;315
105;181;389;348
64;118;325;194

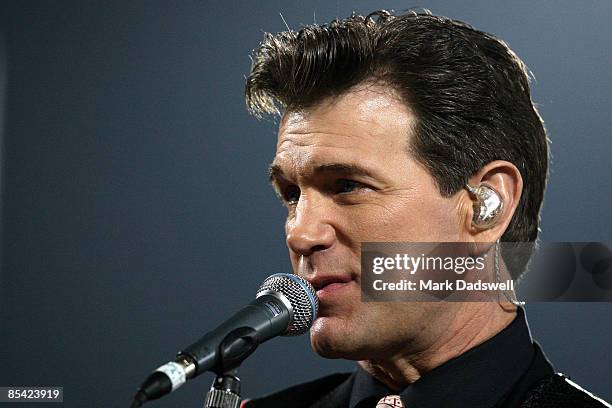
204;368;241;408
203;327;257;408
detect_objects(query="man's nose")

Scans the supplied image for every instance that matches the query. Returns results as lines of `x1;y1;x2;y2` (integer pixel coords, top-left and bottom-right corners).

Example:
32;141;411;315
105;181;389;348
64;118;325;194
285;195;336;257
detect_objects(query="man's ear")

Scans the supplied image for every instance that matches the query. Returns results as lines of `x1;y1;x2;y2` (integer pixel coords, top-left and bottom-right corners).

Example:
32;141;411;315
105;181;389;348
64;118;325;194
460;160;523;244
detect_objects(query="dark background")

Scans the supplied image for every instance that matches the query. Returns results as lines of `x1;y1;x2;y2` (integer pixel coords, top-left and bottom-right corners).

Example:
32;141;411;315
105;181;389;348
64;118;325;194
0;1;610;407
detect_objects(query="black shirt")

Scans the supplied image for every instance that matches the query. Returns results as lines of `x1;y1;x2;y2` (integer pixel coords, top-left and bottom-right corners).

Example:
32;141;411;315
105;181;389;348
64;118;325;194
244;307;567;408
349;307;554;408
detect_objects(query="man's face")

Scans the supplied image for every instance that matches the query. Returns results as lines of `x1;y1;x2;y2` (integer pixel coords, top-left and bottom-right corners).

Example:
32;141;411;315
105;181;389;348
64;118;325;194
269;84;468;360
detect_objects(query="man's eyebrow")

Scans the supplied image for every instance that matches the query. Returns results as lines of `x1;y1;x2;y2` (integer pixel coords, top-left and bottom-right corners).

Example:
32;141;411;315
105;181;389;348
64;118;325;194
313;163;378;178
268;162;378;184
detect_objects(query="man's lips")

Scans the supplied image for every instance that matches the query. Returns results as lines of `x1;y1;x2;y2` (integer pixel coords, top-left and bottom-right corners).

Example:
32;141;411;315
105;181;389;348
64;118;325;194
307;275;354;299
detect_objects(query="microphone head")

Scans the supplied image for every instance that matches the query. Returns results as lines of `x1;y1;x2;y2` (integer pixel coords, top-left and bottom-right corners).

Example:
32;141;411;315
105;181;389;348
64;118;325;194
256;273;319;336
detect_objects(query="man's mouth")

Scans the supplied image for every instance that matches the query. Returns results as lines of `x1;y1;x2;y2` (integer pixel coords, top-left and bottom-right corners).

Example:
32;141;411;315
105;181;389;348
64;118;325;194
308;275;354;300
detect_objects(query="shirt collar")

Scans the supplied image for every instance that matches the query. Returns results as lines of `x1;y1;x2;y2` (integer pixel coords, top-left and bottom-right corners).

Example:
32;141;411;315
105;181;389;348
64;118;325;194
349;307;535;408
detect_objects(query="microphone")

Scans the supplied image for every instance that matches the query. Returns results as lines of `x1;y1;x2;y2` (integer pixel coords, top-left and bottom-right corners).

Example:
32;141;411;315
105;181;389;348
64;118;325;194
130;273;318;406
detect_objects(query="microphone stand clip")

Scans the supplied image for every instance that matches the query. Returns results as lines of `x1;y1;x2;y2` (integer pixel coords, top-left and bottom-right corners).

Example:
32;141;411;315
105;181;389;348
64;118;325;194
203;326;260;408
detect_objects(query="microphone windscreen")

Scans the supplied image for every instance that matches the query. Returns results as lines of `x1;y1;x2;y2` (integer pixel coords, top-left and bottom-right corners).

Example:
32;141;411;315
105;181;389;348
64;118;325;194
256;273;319;336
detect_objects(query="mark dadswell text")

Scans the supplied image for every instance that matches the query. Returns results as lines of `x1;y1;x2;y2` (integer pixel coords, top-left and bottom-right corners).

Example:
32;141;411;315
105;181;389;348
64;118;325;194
372;279;515;292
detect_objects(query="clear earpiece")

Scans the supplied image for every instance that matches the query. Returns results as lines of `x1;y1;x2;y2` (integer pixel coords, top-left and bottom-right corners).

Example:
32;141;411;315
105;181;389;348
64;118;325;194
465;183;504;229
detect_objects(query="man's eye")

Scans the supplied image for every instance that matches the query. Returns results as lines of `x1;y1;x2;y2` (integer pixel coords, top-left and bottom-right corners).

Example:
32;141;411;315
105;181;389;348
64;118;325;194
335;179;367;194
282;186;301;204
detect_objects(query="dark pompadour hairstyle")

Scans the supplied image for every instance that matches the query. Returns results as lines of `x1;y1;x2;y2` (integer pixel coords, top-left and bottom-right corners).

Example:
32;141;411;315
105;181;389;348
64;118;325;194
245;10;549;277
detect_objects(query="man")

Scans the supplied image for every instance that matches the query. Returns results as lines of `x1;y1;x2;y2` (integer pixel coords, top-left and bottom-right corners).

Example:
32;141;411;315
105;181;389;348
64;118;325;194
242;10;609;408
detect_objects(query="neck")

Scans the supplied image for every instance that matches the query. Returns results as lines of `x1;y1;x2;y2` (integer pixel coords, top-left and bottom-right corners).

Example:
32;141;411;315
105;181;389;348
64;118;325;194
358;302;517;390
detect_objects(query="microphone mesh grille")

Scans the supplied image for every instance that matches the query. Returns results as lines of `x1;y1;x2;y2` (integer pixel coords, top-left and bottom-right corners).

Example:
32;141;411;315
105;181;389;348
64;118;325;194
256;274;319;336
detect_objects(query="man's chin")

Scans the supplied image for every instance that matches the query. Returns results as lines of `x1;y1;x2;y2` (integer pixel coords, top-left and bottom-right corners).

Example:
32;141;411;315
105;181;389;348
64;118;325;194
309;316;362;359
